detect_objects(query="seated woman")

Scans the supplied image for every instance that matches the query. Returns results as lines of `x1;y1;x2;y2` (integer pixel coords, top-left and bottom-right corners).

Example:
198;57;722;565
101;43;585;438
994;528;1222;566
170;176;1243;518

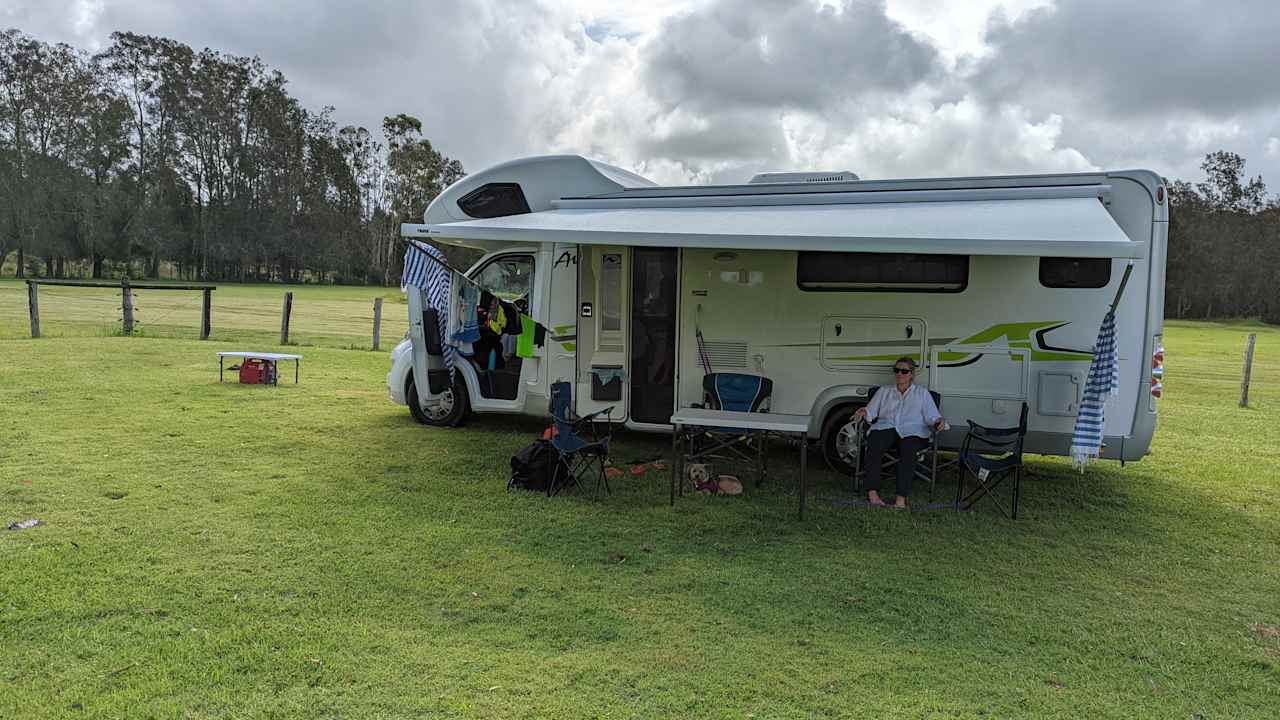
852;357;946;509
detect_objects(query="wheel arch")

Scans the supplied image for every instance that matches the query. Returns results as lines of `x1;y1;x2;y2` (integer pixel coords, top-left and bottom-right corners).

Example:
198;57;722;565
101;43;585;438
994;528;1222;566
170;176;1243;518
808;384;877;438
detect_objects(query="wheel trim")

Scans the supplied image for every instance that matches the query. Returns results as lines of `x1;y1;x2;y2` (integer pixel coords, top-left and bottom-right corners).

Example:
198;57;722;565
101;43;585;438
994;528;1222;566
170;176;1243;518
424;389;455;420
833;422;859;465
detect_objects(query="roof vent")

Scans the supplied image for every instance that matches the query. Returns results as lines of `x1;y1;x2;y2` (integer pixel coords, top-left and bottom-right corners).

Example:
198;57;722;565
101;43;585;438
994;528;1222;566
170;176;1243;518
747;170;859;185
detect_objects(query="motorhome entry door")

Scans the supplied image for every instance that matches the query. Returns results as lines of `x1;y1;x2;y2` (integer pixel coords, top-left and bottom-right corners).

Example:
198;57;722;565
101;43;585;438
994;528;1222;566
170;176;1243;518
576;246;629;420
630;248;678;424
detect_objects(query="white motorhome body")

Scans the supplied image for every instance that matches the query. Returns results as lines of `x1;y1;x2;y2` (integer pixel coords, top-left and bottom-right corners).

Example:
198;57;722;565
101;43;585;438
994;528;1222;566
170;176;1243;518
389;155;1166;465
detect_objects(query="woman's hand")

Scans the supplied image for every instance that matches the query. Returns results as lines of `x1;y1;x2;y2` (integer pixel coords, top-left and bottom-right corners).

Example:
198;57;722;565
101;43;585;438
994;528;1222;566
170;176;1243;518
853;407;868;423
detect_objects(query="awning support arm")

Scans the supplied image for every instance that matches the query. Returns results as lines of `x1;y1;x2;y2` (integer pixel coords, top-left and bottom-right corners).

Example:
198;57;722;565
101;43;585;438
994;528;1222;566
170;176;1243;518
1108;261;1135;314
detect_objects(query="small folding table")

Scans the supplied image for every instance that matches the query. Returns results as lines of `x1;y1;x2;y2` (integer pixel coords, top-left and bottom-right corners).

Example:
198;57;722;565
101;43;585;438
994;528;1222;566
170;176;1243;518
217;351;302;385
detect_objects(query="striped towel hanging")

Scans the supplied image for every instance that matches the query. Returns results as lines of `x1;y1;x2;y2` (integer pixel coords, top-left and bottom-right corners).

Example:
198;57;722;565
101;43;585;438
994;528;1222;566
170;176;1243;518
1069;310;1119;471
402;241;457;380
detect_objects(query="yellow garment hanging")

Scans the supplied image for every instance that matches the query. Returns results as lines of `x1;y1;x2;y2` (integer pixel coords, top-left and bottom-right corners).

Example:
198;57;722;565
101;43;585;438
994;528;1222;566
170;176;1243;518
487;304;507;334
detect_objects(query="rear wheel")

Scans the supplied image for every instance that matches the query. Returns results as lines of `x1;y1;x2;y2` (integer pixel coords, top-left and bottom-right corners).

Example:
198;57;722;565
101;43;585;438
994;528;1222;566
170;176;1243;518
821;405;864;474
406;372;469;427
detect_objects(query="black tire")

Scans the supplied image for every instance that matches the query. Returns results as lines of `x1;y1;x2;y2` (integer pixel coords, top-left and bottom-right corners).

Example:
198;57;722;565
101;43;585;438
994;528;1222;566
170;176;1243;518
406;372;469;427
821;405;864;474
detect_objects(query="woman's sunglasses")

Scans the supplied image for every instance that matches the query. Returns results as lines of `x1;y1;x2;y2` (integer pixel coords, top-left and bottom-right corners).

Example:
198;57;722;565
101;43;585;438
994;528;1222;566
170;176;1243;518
893;367;913;375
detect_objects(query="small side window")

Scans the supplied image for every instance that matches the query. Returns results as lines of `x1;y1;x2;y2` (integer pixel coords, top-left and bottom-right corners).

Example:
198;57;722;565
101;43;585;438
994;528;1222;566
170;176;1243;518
1039;257;1112;289
599;253;623;334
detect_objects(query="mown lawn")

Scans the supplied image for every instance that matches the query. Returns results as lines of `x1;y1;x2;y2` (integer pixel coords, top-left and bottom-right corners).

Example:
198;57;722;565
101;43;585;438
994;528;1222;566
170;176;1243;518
1;292;1278;717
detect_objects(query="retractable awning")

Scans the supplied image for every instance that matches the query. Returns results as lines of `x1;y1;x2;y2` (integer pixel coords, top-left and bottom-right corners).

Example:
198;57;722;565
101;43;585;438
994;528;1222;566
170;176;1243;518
404;196;1144;258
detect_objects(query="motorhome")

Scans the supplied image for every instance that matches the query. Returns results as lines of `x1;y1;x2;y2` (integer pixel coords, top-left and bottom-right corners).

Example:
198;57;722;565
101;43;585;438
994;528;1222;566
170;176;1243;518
388;154;1166;470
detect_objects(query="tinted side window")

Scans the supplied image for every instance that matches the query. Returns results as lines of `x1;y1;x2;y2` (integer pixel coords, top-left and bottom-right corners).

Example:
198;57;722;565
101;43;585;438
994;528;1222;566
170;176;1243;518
797;252;968;292
1039;257;1112;289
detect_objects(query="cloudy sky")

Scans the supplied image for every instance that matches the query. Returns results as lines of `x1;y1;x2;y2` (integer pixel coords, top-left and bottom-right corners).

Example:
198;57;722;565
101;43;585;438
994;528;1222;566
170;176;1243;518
5;0;1280;187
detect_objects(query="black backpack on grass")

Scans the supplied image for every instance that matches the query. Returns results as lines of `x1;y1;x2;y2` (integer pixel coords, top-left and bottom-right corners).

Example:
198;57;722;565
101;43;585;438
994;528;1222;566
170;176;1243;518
508;439;568;492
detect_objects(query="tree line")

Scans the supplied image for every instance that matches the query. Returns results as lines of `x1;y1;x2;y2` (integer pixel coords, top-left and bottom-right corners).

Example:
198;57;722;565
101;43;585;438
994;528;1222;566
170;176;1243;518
1167;151;1280;322
0;28;464;285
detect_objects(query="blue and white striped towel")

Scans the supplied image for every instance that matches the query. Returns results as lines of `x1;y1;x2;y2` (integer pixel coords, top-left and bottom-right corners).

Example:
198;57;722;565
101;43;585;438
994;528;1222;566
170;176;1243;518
402;241;456;380
1070;310;1119;470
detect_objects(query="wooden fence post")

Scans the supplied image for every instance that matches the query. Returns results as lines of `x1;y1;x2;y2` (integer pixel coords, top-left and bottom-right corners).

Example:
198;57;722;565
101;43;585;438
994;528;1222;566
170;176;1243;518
280;291;293;345
121;277;134;335
201;288;212;340
27;281;40;338
1240;333;1257;408
372;297;383;351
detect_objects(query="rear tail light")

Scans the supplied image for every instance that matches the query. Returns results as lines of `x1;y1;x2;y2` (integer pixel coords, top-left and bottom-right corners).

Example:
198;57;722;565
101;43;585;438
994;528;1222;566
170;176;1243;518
1150;337;1164;405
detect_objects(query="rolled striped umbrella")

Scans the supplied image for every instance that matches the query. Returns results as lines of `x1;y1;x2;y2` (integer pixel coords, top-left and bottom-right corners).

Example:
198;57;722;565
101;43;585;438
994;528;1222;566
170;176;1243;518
1070;309;1119;470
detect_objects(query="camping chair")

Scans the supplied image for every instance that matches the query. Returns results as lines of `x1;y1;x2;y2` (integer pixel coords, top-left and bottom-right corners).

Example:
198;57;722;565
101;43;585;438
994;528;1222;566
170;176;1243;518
687;373;774;484
849;387;949;501
955;402;1029;519
546;381;614;497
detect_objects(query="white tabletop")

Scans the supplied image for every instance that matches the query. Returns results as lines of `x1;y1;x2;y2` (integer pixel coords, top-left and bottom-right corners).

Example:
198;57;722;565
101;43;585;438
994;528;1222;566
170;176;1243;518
217;352;303;361
669;408;810;434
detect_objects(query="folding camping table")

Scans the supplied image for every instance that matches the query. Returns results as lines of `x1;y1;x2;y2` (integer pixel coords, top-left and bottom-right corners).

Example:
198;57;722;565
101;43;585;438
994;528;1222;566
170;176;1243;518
669;408;811;520
217;351;302;384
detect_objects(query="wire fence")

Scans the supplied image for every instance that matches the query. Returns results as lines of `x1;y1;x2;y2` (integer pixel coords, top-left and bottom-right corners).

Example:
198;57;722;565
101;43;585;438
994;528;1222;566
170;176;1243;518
0;280;408;351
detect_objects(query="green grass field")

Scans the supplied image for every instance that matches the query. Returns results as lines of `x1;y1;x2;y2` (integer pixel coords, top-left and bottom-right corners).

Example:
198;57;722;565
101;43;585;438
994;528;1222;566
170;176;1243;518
2;282;1278;718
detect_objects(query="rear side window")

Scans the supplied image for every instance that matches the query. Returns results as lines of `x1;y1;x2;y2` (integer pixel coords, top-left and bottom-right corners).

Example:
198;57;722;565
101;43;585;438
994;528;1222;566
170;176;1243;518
1039;257;1112;289
797;252;968;292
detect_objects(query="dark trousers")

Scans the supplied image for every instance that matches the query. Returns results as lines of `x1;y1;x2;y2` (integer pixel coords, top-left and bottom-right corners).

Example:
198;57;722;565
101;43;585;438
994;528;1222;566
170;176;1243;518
865;429;928;497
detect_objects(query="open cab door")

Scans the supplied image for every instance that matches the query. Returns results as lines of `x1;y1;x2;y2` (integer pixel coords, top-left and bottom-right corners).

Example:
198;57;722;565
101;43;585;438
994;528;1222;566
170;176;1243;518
405;286;445;411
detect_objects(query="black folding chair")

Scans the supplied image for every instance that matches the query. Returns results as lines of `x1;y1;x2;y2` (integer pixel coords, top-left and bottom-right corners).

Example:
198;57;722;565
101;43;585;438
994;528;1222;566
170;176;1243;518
546;381;614;497
955;402;1029;519
849;387;948;501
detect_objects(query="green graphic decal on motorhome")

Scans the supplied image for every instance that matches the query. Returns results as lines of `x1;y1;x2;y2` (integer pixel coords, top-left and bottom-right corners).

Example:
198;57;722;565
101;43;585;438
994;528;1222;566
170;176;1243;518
551;324;577;352
827;321;1093;365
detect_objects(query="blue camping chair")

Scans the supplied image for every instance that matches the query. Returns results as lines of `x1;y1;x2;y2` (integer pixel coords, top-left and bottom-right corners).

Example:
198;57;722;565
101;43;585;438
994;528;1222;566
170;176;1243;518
686;373;774;484
704;373;773;413
546;381;614;497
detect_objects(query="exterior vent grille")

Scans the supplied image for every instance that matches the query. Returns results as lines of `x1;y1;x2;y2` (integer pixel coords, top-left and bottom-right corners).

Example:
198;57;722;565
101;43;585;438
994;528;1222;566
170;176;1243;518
747;170;859;184
702;341;748;368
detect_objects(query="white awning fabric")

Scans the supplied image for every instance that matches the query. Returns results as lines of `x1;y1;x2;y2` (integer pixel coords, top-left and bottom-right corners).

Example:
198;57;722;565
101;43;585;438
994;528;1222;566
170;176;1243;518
407;196;1143;258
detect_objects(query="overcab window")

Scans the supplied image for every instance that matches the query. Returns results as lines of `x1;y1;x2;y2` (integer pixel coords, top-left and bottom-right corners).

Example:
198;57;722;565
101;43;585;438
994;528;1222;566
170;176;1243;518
797;252;968;292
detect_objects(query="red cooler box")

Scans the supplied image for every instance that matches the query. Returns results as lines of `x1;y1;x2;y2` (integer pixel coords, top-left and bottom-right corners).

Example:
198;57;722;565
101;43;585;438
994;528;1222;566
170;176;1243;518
238;358;277;385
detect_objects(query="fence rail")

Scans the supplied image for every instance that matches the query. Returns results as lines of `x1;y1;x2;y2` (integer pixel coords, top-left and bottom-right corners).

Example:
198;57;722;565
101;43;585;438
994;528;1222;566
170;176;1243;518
26;278;215;339
11;280;401;351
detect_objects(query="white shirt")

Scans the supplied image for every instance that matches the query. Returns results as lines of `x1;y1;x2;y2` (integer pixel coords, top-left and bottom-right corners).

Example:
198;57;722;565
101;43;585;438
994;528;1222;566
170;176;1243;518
866;383;945;439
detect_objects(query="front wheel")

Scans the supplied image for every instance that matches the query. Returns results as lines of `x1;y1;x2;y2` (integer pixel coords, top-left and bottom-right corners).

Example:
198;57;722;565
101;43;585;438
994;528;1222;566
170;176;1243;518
821;407;863;474
406;372;469;427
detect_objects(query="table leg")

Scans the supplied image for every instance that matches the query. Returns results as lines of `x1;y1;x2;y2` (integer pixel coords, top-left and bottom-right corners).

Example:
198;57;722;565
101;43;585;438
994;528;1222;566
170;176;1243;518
670;429;677;507
296;359;300;384
219;356;223;382
799;433;808;521
756;432;765;487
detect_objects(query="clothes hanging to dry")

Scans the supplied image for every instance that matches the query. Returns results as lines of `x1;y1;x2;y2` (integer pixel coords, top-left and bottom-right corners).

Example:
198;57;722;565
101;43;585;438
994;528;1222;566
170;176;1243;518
401;242;456;379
